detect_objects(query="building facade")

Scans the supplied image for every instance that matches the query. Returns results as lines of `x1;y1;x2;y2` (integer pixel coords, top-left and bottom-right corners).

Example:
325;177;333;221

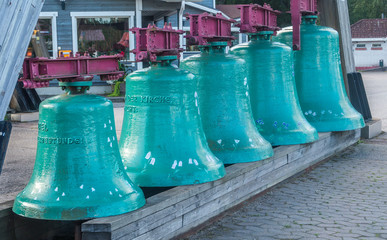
351;19;387;70
35;0;245;61
33;0;249;95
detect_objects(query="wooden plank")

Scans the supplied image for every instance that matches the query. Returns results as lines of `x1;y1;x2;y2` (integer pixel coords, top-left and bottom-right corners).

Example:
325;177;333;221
171;131;360;238
82;159;271;233
84;147;302;235
82;130;360;240
1;130;358;240
0;0;44;119
130;217;183;240
0;201;13;219
95;160;270;239
318;0;356;96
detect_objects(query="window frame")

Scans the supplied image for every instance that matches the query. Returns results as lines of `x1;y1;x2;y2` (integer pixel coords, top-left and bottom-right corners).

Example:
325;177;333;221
70;11;135;61
39;12;58;58
371;43;383;50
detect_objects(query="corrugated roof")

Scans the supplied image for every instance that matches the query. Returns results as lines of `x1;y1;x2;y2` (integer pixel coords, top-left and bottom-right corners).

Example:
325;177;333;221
216;5;240;19
351;19;387;38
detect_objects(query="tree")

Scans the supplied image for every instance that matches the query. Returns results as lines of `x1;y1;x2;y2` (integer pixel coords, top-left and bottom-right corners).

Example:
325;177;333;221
217;0;387;25
348;0;387;24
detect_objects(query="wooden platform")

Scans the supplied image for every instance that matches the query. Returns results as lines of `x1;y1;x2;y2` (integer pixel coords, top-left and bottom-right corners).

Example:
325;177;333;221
0;130;360;240
82;130;360;240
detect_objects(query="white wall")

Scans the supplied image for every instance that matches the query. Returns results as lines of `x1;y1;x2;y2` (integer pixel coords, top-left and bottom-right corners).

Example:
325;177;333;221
352;38;387;68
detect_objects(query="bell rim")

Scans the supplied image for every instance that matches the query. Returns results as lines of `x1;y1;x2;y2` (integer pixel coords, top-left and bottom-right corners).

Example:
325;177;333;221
12;194;146;220
125;168;226;187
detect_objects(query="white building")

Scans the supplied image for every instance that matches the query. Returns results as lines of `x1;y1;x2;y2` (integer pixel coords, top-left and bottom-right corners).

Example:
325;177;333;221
351;19;387;71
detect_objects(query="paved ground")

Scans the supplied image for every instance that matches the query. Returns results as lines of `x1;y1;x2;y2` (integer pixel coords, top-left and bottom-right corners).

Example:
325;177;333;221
362;71;387;131
185;71;387;239
187;134;387;240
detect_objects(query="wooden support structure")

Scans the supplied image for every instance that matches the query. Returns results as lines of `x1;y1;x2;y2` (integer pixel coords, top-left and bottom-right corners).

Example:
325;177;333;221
0;131;360;239
318;0;355;96
0;0;45;119
81;131;359;240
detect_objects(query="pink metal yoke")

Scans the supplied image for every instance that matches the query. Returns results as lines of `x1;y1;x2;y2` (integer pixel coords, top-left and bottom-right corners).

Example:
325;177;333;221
185;13;235;46
237;4;281;33
131;24;184;62
291;0;318;50
20;54;124;89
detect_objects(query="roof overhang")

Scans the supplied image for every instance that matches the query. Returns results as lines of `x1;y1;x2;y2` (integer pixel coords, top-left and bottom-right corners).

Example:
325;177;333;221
185;2;230;19
352;37;387;43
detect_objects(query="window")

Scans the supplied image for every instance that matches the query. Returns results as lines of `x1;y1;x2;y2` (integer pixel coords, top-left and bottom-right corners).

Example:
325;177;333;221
27;12;58;58
355;43;367;50
71;12;134;60
371;43;383;50
77;18;129;57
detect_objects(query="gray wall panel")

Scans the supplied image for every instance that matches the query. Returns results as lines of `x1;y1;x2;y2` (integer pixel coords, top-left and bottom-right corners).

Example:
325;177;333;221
41;0;136;51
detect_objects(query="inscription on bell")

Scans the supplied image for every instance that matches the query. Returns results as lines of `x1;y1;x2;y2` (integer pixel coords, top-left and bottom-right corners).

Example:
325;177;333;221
38;122;48;132
126;95;179;105
38;136;83;145
125;106;138;113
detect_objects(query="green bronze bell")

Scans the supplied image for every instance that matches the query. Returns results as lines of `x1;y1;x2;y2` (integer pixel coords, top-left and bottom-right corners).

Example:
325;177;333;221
231;32;319;146
13;83;145;220
275;16;365;132
119;56;225;187
181;42;273;163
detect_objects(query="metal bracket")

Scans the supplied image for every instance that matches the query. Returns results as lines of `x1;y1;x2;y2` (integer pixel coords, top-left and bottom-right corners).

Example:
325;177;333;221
19;54;124;89
237;4;281;33
291;0;318;50
185;13;235;46
131;24;184;62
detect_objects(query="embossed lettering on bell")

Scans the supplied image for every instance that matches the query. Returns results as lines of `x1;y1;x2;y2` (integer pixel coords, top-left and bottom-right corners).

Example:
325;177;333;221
119;24;225;187
13;55;145;220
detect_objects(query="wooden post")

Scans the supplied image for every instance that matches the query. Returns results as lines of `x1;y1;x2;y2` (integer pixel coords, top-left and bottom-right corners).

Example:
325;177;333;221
0;0;45;120
318;0;355;96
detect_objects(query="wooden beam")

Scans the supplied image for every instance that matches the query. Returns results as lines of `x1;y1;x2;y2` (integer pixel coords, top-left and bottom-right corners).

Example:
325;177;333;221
318;0;355;96
0;0;45;119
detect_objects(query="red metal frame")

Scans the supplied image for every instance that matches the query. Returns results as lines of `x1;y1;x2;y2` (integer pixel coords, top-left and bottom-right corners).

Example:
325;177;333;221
291;0;318;50
185;13;235;46
237;4;281;33
19;54;124;89
131;24;184;62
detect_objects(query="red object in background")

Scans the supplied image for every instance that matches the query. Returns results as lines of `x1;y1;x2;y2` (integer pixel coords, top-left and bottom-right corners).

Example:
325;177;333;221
118;32;130;48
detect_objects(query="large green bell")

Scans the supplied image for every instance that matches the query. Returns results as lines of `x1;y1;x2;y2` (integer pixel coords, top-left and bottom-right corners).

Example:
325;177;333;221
230;32;319;146
119;57;225;187
275;16;365;131
180;42;273;163
13;83;145;220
